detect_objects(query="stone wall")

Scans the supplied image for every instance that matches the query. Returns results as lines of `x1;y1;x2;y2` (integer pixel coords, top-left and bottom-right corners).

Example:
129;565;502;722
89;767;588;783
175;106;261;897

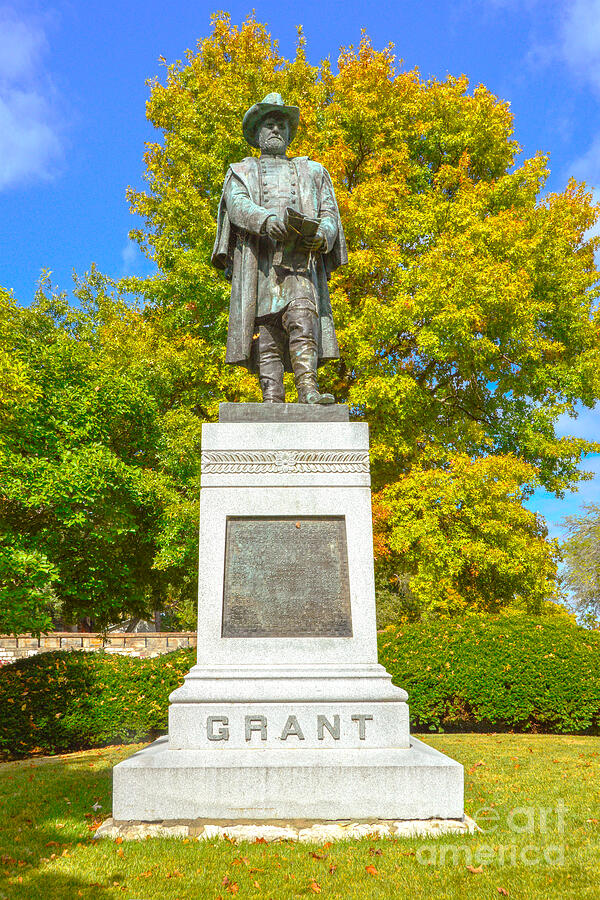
0;632;197;665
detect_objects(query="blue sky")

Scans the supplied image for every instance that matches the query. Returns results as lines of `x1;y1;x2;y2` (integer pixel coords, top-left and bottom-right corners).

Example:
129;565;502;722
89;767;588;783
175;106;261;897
2;0;600;533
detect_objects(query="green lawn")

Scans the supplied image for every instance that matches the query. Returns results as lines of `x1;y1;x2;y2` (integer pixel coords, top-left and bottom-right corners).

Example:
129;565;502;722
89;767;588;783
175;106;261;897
0;734;598;899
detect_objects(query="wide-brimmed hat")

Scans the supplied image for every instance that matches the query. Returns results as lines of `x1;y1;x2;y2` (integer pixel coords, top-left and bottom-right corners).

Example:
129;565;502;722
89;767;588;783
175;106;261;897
242;93;300;148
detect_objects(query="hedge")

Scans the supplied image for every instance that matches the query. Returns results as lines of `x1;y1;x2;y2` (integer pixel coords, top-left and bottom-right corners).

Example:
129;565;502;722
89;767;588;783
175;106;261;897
0;648;195;759
1;616;599;758
379;616;600;734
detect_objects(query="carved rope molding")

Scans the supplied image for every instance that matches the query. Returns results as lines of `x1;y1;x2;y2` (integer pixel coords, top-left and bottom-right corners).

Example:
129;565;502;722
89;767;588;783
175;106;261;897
202;449;370;474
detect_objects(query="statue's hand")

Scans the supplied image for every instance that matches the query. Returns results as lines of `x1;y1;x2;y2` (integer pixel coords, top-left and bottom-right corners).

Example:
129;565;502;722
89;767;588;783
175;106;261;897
301;231;326;252
265;216;288;241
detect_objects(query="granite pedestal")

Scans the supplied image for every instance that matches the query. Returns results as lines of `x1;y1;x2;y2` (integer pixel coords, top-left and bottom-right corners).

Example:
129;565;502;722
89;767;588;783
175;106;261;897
112;404;463;823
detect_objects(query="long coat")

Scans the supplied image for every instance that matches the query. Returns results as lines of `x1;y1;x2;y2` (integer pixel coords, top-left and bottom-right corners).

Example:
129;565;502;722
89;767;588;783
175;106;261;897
211;156;347;373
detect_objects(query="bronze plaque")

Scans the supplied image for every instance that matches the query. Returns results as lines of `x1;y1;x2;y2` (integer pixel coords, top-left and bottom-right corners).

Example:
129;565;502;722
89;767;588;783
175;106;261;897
222;516;352;638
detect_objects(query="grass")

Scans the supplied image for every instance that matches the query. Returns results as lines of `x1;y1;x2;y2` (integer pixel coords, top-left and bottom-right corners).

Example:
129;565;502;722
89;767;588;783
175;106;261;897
0;734;598;899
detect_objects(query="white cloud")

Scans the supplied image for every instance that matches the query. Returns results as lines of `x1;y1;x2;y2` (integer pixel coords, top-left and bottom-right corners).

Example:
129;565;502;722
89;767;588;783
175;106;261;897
563;153;600;259
571;139;600;185
0;6;63;190
526;407;600;536
0;9;46;80
526;455;600;538
120;238;156;278
557;403;600;442
561;0;600;90
121;240;138;272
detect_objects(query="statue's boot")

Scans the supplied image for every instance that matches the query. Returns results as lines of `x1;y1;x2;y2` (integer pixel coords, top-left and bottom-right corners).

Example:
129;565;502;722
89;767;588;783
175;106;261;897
286;302;335;405
258;320;286;402
297;377;335;405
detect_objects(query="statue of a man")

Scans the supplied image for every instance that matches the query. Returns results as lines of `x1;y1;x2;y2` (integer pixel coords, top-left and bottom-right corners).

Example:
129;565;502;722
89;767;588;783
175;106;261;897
211;93;347;404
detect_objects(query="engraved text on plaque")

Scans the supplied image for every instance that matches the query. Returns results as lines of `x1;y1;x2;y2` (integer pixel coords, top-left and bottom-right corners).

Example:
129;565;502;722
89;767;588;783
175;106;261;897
222;516;352;637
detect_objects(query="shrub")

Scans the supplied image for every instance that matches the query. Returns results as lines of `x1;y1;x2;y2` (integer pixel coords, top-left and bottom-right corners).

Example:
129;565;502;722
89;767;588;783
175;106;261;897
2;616;599;759
0;648;195;759
378;615;600;733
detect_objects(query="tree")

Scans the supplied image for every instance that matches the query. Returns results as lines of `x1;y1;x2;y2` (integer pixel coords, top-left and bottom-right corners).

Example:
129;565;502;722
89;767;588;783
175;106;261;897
123;14;600;616
3;16;598;629
562;506;600;626
129;15;599;490
0;270;225;631
374;454;559;620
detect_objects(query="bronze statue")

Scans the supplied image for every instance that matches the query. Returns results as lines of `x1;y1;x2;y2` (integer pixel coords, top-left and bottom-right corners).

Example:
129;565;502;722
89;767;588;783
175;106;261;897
212;93;347;404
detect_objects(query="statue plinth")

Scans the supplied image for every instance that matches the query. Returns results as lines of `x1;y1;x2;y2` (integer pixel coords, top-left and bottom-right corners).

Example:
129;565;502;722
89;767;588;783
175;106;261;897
112;409;463;822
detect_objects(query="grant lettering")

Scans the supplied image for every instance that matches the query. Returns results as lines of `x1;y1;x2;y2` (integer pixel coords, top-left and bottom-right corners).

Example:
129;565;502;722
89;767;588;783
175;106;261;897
317;714;340;741
280;715;305;741
207;715;229;741
351;714;373;740
205;712;374;744
245;715;267;742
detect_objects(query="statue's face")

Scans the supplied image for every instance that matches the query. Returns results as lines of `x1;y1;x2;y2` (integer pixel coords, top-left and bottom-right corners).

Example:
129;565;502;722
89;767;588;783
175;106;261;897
257;113;290;156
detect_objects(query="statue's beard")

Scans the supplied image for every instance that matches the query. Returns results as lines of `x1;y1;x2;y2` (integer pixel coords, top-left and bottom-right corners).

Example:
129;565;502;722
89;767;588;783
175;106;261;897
260;134;287;155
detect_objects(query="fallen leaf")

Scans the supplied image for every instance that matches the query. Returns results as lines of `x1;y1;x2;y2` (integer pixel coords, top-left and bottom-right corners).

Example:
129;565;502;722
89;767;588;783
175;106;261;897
226;882;239;895
468;761;486;774
329;864;337;874
166;869;183;878
323;841;333;849
115;836;123;845
587;818;598;824
310;851;326;860
365;865;378;876
466;865;483;874
497;889;509;896
254;837;268;844
369;846;383;855
116;848;124;858
309;881;322;894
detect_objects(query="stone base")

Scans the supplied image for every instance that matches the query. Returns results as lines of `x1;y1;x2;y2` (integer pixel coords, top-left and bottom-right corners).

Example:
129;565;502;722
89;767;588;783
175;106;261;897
110;417;465;826
95;815;479;842
168;663;410;750
112;735;463;823
218;402;349;422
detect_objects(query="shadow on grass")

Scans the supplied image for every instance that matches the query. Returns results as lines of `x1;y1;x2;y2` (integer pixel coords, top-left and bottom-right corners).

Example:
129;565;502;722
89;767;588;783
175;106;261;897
0;745;142;898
